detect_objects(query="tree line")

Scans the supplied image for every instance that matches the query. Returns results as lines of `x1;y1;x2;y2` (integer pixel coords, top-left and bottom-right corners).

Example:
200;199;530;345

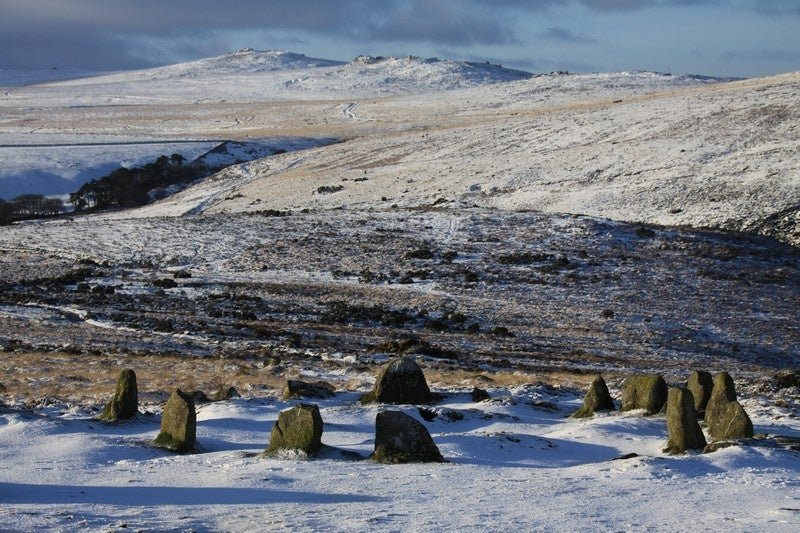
2;152;213;224
0;194;66;225
68;153;208;212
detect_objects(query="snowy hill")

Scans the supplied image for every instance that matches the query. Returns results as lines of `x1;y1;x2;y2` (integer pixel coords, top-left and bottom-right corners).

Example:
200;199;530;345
128;69;800;245
4;50;534;106
49;49;344;85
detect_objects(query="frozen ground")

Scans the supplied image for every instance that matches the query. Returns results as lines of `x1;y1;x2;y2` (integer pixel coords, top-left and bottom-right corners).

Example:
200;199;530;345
1;376;799;531
1;50;798;531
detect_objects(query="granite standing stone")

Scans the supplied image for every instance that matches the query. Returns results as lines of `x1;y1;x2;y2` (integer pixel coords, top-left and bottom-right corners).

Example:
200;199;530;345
154;389;196;452
663;387;707;454
621;374;668;415
572;375;616;418
99;369;138;421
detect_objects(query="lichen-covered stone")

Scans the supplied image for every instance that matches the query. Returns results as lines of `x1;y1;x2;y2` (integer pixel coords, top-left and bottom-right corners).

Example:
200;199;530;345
154;389;196;452
686;370;713;416
361;357;432;405
572;375;615;418
707;400;754;441
621;374;668;415
371;411;444;463
266;403;324;456
282;380;335;400
98;369;138;421
704;372;737;427
663;387;707;454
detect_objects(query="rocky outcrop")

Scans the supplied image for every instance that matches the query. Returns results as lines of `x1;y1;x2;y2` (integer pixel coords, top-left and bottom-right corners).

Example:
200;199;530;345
154;389;197;452
265;403;324;456
621;374;668;415
663;387;707;454
572;375;615;418
361;357;432;405
98;369;138;422
371;411;444;463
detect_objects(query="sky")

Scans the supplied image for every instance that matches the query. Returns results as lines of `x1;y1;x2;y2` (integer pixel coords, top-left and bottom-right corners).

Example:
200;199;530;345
1;0;798;78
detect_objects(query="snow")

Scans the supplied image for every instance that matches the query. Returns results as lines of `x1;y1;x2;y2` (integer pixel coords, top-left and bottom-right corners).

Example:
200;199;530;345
1;49;798;530
1;386;798;531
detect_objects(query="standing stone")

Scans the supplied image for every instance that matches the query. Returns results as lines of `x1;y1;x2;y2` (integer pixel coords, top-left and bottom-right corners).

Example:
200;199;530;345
371;411;444;463
99;369;138;421
211;385;240;402
572;375;615;418
361;357;432;405
707;401;754;441
663;387;707;454
265;403;324;456
704;372;737;427
154;389;196;452
621;374;668;415
686;370;714;416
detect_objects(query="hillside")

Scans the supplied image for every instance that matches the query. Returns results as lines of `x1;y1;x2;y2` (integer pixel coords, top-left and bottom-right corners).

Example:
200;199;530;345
128;69;800;246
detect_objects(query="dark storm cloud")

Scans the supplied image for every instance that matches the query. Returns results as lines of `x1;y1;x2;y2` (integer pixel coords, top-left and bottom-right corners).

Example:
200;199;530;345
0;0;530;68
0;0;787;70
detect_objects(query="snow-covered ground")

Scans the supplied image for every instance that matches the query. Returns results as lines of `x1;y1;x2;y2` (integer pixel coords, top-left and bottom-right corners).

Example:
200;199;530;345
1;49;798;531
1;381;798;531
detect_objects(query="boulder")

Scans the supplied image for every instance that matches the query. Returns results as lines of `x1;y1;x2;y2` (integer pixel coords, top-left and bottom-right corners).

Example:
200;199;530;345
686;370;714;416
704;372;737;427
572;375;615;418
211;385;240;402
265;403;324;456
773;369;800;390
154;389;196;452
361;357;432;405
282;380;335;400
620;374;668;415
371;411;445;463
470;387;490;402
663;387;707;454
707;400;754;441
98;369;138;421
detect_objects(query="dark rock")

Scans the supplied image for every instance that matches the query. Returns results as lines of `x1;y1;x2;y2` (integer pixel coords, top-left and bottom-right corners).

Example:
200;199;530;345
190;390;210;403
663;387;707;454
686;370;714;416
371;411;445;463
621;374;668;415
703;440;741;453
361;357;432;405
572;375;615;418
265;403;324;456
98;369;138;421
153;278;178;289
470;387;490;402
282;380;335;400
611;452;640;461
211;385;240;401
773;369;800;390
372;337;455;359
704;372;737;427
154;389;196;452
707;400;754;441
